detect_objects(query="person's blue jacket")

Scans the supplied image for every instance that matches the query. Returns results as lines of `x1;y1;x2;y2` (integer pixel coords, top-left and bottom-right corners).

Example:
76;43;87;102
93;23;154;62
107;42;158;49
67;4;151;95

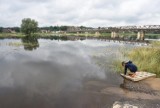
124;61;137;75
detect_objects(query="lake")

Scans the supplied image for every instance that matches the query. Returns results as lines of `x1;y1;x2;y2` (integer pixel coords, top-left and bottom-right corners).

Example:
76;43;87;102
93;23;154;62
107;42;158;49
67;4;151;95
0;38;159;108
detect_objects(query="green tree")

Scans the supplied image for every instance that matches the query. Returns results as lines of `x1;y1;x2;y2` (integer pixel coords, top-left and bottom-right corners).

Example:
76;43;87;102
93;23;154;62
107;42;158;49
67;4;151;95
21;18;38;36
12;27;20;32
60;26;67;31
53;26;60;31
0;27;3;33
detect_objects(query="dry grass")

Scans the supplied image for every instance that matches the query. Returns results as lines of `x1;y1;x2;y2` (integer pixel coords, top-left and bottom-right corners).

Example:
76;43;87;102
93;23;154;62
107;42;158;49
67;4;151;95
113;41;160;77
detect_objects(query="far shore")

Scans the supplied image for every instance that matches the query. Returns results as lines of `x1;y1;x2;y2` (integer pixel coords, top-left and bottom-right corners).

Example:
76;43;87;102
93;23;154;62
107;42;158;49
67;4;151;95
0;32;159;43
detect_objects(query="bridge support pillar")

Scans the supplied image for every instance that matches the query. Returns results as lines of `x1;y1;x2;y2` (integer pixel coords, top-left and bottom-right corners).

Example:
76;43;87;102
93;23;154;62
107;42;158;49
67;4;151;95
85;32;88;37
111;31;119;38
77;32;79;36
137;31;145;40
63;31;66;35
95;32;100;37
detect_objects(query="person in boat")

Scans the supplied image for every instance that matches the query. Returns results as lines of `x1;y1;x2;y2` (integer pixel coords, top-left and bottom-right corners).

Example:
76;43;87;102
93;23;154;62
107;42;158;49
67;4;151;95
122;61;138;77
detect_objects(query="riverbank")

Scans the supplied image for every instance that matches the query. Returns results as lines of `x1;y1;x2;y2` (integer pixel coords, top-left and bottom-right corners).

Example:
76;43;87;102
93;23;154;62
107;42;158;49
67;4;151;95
0;33;150;44
0;32;160;39
0;32;110;38
0;33;25;38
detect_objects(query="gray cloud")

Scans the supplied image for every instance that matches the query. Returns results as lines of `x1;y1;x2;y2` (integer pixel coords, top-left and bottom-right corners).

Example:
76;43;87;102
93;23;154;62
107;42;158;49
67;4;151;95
0;0;160;27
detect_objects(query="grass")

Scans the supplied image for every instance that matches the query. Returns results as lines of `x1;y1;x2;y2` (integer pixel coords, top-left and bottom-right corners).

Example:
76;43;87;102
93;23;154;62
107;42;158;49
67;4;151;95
0;32;112;37
146;34;160;39
151;41;160;46
65;32;111;37
0;33;25;38
0;32;160;39
113;41;160;77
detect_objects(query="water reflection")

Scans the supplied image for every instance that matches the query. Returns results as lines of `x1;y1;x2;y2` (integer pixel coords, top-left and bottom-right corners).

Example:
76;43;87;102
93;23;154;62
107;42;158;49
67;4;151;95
40;36;85;41
0;39;111;108
0;39;158;108
40;36;68;41
21;36;39;51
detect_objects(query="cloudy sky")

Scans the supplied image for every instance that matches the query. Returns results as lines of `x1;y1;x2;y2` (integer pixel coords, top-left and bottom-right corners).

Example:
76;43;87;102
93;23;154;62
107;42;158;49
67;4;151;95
0;0;160;27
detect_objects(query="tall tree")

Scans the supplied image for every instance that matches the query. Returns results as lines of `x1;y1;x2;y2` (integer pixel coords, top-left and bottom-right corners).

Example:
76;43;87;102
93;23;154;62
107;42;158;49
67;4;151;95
21;18;38;36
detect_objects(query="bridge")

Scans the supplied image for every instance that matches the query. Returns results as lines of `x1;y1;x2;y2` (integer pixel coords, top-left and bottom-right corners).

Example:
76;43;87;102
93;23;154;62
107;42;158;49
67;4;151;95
67;25;160;40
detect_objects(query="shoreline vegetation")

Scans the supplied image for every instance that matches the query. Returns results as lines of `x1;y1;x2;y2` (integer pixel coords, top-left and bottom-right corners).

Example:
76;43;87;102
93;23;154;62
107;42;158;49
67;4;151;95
0;32;160;39
114;41;160;77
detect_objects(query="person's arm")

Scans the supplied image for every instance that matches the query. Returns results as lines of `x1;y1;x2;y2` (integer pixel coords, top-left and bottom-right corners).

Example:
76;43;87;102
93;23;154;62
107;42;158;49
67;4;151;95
124;65;127;75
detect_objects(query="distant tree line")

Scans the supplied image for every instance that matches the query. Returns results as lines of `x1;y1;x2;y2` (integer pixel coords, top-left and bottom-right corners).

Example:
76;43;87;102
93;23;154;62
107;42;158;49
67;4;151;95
0;27;3;32
0;18;93;37
1;26;160;34
39;25;89;31
0;26;90;33
41;26;68;31
0;27;20;33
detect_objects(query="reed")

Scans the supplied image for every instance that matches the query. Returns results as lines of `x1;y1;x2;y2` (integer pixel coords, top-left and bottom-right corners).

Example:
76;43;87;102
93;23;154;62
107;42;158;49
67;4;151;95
113;41;160;77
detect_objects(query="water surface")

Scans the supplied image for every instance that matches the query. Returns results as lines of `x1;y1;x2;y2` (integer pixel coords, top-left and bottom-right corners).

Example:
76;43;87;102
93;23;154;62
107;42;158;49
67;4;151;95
0;38;159;108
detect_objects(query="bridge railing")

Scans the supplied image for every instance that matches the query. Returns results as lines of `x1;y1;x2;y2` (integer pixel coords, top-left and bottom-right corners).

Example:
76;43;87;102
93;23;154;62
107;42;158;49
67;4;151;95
67;25;160;32
106;25;160;30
